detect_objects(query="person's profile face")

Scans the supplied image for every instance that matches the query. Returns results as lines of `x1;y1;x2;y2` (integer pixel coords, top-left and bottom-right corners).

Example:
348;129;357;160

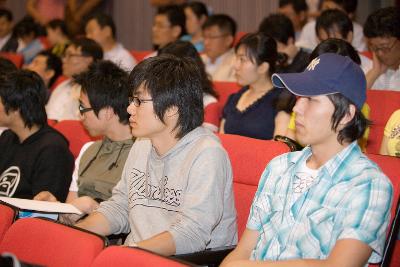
203;25;232;61
0;16;12;38
368;37;400;69
152;14;178;48
85;19;107;45
62;45;92;77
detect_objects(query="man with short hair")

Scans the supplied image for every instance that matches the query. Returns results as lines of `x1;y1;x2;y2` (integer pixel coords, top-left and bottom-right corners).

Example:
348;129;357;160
259;13;310;73
221;53;393;266
26;50;62;89
45;38;103;121
75;55;237;256
201;14;237;82
363;7;400;90
278;0;308;40
85;13;136;71
0;70;74;201
0;8;17;52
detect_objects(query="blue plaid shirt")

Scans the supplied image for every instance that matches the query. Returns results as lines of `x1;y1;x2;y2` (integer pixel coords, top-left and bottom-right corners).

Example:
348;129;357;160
247;142;393;264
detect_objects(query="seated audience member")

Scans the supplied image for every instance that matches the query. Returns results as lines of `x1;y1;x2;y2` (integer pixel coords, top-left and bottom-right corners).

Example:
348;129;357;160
297;0;366;52
0;57;17;136
13;16;46;64
150;4;186;56
85;13;136;71
0;8;18;52
35;60;134;222
25;0;65;26
286;38;371;151
46;19;70;57
181;1;208;52
158;40;219;131
315;9;371;71
220;32;295;140
278;0;308;40
0;70;74;201
46;38;103;121
363;7;400;91
75;55;237;256
221;53;393;267
201;14;237;82
25;50;62;90
380;109;400;157
259;13;310;73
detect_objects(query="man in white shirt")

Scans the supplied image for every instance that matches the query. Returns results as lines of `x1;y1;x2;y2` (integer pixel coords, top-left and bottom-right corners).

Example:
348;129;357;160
0;8;17;52
46;38;103;121
201;14;237;82
363;7;400;91
85;13;136;72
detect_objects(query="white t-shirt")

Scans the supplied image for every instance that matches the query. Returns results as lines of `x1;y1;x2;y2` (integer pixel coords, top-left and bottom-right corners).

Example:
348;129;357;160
45;79;80;121
69;141;94;192
104;43;137;72
202;49;236;82
363;60;400;90
292;159;319;200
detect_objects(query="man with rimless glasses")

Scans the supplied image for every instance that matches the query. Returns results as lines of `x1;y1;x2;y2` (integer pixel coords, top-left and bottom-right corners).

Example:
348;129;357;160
363;7;400;90
46;38;103;121
75;55;237;255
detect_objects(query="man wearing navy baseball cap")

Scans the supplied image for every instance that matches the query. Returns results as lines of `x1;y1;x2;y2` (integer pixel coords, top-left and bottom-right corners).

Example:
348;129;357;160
222;53;393;267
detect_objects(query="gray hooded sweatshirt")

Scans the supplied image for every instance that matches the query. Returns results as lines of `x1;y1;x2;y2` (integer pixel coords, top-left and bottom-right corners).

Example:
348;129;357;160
97;127;238;254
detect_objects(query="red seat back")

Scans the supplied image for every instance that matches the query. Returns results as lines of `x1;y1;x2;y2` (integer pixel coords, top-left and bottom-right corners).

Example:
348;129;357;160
130;50;153;62
50;75;69;93
53;120;96;158
204;102;222;131
233;31;247;46
0;218;107;267
218;134;290;237
366;90;400;154
213;81;241;108
91;246;190;267
0;52;24;68
0;201;17;243
360;50;373;60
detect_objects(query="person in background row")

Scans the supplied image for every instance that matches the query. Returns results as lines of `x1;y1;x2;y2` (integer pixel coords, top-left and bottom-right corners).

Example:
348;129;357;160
181;1;208;52
220;32;295;140
0;70;74;201
0;57;17;136
278;0;308;41
85;13;136;71
0;8;18;52
201;14;237;82
46;19;70;57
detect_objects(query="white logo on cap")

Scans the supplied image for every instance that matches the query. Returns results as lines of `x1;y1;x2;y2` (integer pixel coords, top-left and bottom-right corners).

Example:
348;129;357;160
306;58;320;71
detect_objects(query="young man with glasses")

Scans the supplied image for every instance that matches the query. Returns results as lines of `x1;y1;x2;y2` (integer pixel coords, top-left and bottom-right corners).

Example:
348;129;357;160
201;14;237;82
45;38;103;121
363;7;400;91
75;55;237;256
35;60;134;224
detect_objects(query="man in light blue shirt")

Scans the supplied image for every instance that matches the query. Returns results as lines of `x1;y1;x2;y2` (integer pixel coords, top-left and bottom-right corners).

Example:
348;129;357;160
221;53;393;267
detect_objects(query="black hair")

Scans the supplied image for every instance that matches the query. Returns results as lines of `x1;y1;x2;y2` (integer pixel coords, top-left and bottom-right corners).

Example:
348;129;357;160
310;38;361;65
325;0;358;14
363;7;400;39
316;9;353;40
128;54;203;138
86;13;116;39
158;40;218;99
0;58;17;75
0;70;47;128
74;60;130;124
327;93;369;144
47;19;69;37
13;16;40;39
70;37;103;61
202;14;237;37
157;5;187;37
184;1;208;19
278;0;308;13
0;8;13;21
37;50;63;88
259;13;295;44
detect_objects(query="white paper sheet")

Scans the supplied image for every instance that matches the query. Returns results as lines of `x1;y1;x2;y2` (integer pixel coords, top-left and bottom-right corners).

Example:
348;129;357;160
0;197;82;214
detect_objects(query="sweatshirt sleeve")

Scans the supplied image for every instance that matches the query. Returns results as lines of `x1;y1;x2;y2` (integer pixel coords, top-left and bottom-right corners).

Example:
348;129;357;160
96;162;131;234
169;146;232;254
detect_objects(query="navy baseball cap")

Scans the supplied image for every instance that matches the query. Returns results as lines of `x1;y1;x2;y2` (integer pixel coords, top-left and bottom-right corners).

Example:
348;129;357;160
272;53;366;109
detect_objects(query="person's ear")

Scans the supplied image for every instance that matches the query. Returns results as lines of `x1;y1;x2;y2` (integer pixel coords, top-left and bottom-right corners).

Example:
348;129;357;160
171;25;182;39
103;25;112;38
257;62;270;75
346;31;354;43
338;104;356;128
287;37;294;46
165;106;179;118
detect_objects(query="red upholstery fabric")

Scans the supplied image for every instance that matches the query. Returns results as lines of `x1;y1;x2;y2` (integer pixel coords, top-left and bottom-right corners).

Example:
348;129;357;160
130;50;153;62
218;134;290;237
0;218;107;267
53;120;97;158
38;36;51;50
0;202;17;243
213;81;241;108
91;246;190;267
389;240;400;267
0;52;23;68
204;102;222;130
366;90;400;154
233;31;247;46
360;50;373;60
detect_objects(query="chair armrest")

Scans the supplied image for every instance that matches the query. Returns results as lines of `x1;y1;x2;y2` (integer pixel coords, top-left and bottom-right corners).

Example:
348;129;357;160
172;245;236;267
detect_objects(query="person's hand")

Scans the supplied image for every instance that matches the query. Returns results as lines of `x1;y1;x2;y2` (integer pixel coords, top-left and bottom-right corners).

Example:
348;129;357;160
70;196;100;214
371;52;389;76
33;191;59;202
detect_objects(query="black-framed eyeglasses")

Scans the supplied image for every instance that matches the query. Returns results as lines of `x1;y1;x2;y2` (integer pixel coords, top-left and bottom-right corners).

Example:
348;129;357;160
128;96;153;107
369;39;398;54
79;103;93;115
